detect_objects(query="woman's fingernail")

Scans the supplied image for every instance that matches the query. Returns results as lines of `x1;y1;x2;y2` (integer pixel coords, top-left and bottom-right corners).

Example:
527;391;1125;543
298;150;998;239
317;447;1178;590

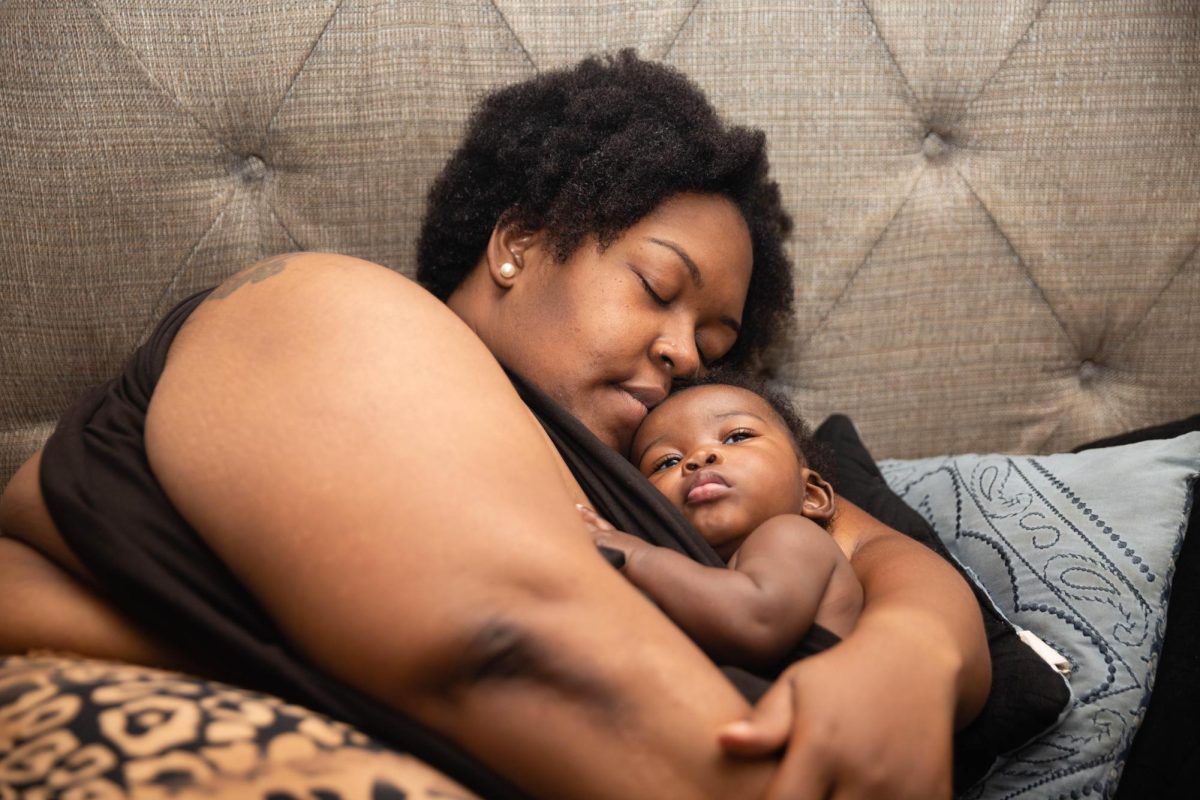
720;721;754;736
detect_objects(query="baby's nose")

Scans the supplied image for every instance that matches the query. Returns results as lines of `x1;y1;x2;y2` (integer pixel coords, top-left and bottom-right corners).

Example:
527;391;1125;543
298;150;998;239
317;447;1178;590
684;451;719;471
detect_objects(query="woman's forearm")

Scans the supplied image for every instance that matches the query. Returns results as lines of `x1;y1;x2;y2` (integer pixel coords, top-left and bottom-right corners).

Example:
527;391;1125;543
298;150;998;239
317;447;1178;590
835;501;991;727
0;537;200;672
0;451;199;670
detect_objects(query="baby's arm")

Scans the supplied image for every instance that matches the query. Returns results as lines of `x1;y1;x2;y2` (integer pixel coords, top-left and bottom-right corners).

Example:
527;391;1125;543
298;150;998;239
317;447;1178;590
585;511;845;670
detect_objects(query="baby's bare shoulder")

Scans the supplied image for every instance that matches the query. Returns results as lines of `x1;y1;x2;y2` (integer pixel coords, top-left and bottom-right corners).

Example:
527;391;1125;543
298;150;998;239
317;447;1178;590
737;514;842;564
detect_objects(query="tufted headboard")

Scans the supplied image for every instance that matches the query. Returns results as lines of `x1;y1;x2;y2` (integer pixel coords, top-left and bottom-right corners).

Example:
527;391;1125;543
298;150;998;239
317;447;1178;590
2;0;1198;486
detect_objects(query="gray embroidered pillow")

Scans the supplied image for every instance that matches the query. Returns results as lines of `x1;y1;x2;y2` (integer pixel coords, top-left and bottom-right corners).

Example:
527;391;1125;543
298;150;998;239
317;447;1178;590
880;432;1200;799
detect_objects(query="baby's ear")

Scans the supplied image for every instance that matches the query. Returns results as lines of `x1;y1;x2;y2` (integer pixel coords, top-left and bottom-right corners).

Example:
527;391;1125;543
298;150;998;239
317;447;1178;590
799;469;836;522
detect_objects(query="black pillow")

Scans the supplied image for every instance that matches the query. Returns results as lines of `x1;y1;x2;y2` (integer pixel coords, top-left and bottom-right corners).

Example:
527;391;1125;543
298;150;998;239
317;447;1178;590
814;415;1071;792
1076;414;1200;800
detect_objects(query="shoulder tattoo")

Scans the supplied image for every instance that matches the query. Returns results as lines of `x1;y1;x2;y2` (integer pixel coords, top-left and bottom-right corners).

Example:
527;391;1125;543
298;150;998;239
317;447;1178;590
209;253;296;300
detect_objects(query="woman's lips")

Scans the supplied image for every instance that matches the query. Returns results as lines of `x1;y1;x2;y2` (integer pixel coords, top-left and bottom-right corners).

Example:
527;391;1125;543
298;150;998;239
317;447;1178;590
612;382;669;430
686;472;730;505
613;386;650;430
620;383;668;410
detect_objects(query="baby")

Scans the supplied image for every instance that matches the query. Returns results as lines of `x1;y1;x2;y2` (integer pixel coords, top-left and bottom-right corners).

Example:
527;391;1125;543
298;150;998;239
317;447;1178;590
585;377;863;675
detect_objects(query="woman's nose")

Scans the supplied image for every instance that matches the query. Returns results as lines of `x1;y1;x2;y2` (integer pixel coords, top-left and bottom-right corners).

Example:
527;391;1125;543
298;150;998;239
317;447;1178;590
652;334;701;379
684;450;720;472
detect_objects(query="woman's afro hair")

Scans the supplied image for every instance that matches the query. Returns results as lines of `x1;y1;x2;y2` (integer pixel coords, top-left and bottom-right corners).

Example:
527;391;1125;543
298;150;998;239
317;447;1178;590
416;50;794;369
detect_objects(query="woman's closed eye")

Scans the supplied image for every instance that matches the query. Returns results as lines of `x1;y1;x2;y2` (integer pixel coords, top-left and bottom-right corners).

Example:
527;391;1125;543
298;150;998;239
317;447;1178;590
635;270;670;307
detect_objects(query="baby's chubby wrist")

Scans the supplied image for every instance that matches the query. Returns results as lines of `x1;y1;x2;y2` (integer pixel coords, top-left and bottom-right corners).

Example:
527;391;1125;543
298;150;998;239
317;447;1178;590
597;530;651;572
574;503;651;573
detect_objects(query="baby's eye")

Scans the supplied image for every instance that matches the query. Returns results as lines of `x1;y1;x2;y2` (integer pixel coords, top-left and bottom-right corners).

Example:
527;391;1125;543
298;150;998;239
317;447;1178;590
723;429;754;444
650;454;681;473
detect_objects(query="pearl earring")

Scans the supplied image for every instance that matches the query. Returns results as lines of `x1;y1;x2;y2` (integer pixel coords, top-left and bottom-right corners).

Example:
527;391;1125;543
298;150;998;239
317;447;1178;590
499;262;518;279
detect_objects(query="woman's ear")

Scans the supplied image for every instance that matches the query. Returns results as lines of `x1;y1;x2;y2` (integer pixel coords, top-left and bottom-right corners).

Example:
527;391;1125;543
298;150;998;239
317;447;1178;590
799;469;836;522
484;219;539;289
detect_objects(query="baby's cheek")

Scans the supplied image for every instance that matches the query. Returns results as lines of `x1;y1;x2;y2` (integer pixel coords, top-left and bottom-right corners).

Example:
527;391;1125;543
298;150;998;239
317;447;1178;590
737;490;789;529
649;475;683;508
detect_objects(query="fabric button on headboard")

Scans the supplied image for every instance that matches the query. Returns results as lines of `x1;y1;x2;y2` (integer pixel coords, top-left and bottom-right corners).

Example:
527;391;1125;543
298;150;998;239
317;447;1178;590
2;0;1198;484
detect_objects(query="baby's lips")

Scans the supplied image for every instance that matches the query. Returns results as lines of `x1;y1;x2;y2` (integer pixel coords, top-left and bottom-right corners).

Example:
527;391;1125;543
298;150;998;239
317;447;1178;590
685;473;731;505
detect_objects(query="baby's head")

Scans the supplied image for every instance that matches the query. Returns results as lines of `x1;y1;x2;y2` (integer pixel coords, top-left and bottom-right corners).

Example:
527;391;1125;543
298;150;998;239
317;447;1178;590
632;375;835;559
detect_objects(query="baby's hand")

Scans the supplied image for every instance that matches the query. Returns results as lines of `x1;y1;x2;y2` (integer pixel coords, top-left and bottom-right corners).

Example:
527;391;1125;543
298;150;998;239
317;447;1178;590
575;503;616;533
575;504;645;567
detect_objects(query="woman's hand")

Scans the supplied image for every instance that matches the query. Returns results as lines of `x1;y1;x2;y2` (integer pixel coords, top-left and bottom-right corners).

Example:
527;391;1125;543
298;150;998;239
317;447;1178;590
718;624;957;800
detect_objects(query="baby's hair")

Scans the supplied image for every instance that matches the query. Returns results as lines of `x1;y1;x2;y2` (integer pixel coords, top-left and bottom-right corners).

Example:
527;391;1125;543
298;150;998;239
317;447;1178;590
416;50;794;369
673;368;835;482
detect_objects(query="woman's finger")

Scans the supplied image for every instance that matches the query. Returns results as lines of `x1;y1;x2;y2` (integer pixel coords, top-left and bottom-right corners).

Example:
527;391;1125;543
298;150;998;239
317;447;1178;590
765;738;835;800
740;671;836;800
716;669;796;758
719;664;839;800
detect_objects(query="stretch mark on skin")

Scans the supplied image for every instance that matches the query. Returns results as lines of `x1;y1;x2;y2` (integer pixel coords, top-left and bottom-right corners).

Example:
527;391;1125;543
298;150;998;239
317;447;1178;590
209;253;295;300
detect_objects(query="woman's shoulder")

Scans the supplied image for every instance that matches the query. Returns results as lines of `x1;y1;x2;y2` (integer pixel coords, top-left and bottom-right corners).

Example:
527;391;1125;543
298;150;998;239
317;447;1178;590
150;249;534;490
205;252;437;311
180;252;483;364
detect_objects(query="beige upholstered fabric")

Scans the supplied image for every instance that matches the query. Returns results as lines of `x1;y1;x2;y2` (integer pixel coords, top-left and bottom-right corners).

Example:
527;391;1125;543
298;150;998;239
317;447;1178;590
2;1;1198;485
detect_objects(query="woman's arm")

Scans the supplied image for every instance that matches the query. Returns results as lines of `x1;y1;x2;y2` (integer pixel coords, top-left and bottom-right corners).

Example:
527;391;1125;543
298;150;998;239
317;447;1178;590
589;512;840;668
835;500;992;727
134;254;773;800
0;450;199;670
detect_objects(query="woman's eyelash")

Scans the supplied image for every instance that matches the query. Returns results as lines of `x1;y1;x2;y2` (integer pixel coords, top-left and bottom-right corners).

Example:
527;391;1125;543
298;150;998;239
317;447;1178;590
636;272;669;307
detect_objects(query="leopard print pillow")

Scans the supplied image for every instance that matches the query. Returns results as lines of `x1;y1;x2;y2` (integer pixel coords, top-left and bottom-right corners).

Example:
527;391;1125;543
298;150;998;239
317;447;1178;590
0;653;477;799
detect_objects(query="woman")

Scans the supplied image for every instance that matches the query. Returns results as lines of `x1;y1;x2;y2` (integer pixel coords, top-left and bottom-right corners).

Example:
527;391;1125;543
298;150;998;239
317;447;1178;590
0;52;988;799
